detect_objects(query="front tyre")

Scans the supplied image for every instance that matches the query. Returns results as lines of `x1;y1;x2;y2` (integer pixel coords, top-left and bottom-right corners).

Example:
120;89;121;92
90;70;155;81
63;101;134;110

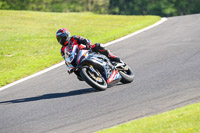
80;66;107;91
119;65;134;84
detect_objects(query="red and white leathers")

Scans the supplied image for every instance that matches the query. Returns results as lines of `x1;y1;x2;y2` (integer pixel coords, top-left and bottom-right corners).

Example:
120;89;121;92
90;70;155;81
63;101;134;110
60;35;120;63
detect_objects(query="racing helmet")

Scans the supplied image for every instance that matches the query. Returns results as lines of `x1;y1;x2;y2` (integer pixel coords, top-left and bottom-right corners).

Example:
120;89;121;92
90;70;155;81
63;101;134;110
56;28;71;46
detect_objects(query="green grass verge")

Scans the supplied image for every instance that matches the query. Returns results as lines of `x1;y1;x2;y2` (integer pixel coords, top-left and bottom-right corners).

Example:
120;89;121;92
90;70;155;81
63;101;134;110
96;102;200;133
0;10;160;87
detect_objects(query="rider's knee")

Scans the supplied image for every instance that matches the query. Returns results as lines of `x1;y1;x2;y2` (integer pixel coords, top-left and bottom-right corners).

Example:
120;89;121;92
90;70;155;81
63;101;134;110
95;43;107;50
93;43;105;52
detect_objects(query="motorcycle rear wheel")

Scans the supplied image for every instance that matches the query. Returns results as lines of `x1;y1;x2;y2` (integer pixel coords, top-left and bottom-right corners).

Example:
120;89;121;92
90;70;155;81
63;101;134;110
80;66;107;91
119;65;134;84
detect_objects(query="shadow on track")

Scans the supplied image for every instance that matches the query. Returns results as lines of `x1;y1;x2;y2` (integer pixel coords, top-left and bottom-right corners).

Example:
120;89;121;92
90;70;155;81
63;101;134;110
0;88;96;104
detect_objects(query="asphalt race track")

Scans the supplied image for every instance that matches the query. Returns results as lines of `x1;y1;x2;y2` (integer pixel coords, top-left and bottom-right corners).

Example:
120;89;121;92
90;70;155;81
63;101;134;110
0;14;200;133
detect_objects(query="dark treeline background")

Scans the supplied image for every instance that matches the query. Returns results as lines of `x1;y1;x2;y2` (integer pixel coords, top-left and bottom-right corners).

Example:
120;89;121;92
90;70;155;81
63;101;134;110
0;0;200;16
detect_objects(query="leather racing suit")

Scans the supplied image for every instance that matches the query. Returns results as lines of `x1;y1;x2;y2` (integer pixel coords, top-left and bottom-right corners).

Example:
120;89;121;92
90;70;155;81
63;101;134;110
60;35;120;64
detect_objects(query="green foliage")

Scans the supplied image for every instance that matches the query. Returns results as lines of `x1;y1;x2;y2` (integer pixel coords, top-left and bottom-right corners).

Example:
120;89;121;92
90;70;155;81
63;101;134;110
108;0;200;16
0;0;200;16
0;10;160;87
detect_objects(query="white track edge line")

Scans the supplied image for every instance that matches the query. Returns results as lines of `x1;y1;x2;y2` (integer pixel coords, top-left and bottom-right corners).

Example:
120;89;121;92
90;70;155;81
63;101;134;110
0;17;167;92
104;17;167;47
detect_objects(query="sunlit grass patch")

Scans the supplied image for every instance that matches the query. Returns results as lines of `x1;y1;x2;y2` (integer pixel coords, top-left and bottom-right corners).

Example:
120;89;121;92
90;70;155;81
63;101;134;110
96;102;200;133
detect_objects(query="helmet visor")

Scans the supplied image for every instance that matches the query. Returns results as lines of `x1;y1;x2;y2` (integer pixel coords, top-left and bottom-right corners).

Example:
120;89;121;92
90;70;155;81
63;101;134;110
57;35;67;45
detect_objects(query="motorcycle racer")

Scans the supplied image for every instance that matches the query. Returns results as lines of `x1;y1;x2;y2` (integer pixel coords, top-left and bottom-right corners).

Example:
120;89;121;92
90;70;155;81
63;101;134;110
56;28;121;72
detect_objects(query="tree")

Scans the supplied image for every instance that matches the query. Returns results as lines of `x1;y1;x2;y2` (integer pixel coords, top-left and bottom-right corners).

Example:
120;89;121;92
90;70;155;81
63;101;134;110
0;0;200;16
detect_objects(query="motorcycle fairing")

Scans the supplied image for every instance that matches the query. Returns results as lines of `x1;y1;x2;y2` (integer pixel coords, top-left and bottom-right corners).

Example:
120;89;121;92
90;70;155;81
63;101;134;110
64;45;122;85
107;69;122;84
77;49;89;64
65;45;78;64
78;53;122;84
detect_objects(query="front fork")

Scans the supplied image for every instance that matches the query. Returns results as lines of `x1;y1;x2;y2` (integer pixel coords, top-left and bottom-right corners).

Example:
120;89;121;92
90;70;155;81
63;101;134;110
88;65;100;77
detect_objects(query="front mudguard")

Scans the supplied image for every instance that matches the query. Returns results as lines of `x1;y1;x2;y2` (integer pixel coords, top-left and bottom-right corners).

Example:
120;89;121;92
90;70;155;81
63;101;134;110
76;59;105;73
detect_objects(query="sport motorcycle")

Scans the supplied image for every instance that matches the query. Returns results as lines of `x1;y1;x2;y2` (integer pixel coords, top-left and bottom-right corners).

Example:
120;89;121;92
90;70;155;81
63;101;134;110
64;43;134;91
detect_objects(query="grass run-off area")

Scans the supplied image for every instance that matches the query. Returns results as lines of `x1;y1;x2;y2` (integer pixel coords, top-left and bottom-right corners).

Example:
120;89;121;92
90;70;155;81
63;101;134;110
0;10;160;87
96;102;200;133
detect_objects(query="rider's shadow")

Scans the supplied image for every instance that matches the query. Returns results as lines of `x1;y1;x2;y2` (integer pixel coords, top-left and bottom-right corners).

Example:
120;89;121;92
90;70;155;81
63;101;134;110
0;88;96;104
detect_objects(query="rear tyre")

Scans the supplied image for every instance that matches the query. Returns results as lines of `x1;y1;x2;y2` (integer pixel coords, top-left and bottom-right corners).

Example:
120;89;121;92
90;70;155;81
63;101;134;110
80;66;107;91
119;65;134;84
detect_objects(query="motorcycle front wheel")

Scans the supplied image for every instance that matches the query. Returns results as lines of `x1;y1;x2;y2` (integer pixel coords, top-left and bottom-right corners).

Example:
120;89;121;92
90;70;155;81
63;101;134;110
80;66;107;91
